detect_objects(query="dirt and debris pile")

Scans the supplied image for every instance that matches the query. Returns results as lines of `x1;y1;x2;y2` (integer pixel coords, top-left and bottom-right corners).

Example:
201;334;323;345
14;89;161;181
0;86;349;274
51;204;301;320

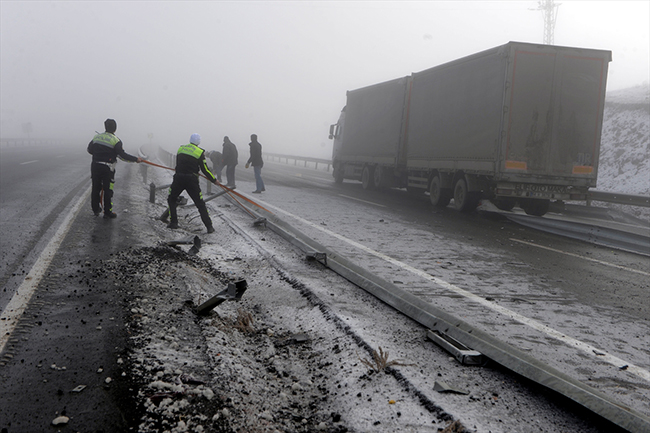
96;245;347;432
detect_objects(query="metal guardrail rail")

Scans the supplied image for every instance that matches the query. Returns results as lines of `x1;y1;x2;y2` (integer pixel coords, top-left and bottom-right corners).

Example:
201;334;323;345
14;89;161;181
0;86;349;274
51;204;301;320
229;194;650;433
588;190;650;207
0;138;67;148
265;152;331;171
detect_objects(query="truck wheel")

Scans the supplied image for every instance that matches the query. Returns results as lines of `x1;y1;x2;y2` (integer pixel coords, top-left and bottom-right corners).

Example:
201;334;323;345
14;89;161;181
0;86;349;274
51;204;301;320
333;163;344;184
453;178;479;212
362;165;376;190
493;197;516;211
429;175;451;207
521;199;550;216
373;166;383;189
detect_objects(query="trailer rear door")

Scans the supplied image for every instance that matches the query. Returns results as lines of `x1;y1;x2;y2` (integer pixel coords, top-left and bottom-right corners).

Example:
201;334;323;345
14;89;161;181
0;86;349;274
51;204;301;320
503;44;611;184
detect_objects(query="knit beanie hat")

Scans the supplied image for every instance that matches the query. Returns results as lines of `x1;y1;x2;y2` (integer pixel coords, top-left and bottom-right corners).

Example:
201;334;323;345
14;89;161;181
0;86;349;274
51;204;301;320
190;133;201;145
105;119;117;133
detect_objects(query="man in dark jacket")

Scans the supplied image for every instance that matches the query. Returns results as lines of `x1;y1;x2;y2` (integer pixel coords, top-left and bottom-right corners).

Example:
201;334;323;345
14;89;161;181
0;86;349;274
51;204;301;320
208;150;223;183
245;134;265;193
222;136;238;188
167;133;217;233
87;118;142;218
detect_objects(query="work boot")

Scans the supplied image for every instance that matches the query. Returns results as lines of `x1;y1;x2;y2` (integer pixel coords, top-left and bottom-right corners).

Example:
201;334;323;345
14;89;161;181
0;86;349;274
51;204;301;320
167;221;179;229
207;226;215;234
103;212;117;219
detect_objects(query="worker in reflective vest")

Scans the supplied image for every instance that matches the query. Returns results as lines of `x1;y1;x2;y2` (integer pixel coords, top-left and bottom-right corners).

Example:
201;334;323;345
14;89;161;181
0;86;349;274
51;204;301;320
167;133;218;233
87;118;142;218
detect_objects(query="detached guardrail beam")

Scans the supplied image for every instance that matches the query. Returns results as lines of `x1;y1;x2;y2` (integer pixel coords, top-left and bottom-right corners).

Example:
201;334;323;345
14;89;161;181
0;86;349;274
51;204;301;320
588;190;650;208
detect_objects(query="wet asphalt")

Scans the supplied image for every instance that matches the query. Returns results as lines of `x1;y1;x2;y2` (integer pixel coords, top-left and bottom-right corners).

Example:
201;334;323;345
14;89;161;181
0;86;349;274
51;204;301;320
0;168;142;432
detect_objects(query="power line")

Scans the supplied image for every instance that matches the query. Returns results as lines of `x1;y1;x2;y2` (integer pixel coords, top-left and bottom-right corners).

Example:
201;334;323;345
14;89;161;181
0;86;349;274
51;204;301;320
533;0;561;45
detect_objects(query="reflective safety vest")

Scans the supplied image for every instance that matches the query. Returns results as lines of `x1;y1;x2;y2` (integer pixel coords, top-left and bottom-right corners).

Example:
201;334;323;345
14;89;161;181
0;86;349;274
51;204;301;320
92;132;119;148
177;143;204;159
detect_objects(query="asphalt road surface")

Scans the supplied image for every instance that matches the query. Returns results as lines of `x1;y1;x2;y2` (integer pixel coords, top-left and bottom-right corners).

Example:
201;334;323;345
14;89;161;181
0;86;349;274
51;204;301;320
1;144;148;431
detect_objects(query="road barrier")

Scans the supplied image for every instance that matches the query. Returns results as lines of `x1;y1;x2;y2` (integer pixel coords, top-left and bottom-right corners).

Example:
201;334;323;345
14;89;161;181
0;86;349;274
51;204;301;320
0;138;66;148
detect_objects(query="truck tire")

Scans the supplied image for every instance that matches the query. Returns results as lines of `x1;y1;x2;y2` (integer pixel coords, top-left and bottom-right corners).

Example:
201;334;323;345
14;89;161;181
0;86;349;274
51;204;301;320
453;178;479;212
362;165;376;190
493;197;516;211
333;163;344;184
373;166;384;189
429;175;452;207
521;198;550;216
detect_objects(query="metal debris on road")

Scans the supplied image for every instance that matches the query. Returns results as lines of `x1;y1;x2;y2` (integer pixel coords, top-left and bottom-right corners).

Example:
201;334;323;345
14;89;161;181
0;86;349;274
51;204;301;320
427;329;484;366
166;235;202;255
196;280;248;315
433;381;469;395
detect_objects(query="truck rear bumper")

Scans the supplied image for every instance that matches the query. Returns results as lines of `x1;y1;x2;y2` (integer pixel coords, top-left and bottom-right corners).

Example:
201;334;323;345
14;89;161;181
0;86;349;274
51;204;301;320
495;182;588;201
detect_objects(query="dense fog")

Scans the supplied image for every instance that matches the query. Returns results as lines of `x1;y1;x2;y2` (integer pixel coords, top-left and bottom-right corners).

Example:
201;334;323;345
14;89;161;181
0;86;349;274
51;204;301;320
1;1;648;158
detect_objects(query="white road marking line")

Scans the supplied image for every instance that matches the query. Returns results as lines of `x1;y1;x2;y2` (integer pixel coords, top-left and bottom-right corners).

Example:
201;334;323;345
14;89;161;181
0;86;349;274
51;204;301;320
510;238;650;276
260;200;650;383
20;160;38;165
0;186;90;352
338;194;386;207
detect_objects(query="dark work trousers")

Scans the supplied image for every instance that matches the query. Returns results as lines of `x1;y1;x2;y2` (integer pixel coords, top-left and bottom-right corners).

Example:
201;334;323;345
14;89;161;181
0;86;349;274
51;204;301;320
167;173;213;229
225;164;236;186
91;162;115;214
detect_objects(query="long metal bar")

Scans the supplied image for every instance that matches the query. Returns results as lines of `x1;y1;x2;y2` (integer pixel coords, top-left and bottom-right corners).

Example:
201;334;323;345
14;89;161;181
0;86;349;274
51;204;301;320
505;213;650;256
588;190;650;207
234;197;650;433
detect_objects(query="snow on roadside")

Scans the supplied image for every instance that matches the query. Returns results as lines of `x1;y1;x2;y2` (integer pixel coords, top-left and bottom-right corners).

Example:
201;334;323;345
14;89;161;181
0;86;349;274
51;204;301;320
599;84;650;220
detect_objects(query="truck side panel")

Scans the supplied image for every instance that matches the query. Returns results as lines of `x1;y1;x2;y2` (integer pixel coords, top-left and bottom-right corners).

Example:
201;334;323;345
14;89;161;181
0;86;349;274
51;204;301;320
406;45;508;166
339;77;410;165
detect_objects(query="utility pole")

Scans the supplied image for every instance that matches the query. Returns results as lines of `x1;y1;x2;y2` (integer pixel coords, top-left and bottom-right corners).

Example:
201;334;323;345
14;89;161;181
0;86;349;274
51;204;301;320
534;0;561;45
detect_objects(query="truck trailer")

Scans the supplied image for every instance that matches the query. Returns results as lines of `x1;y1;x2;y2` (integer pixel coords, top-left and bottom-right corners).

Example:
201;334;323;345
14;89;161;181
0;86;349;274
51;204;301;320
329;41;612;216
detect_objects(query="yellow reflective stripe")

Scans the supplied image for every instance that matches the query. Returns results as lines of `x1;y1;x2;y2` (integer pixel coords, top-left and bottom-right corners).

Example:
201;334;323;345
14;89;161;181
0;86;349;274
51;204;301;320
201;159;215;180
177;143;203;159
93;132;119;148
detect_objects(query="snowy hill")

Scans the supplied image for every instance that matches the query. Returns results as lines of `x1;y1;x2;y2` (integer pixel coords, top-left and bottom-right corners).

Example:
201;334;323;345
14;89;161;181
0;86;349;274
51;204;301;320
597;83;650;220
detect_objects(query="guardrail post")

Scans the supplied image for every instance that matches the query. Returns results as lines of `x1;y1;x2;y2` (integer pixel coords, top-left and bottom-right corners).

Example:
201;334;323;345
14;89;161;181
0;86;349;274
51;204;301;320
149;183;156;203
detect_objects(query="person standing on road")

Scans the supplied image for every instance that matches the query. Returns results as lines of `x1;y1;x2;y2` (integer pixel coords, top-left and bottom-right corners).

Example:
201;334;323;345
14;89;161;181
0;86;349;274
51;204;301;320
87;118;142;219
208;149;223;183
222;136;238;188
245;133;265;193
167;133;218;233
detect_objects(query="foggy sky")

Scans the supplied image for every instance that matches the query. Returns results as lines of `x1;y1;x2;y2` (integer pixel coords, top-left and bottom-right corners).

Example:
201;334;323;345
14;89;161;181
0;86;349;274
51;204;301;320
1;1;648;159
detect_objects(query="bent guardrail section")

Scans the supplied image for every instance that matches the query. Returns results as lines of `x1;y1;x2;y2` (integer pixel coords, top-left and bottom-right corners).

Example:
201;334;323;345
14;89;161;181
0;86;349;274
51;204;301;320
229;194;650;433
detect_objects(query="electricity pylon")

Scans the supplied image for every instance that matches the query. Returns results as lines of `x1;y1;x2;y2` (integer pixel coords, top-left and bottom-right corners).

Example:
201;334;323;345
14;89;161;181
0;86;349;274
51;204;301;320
534;0;561;45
